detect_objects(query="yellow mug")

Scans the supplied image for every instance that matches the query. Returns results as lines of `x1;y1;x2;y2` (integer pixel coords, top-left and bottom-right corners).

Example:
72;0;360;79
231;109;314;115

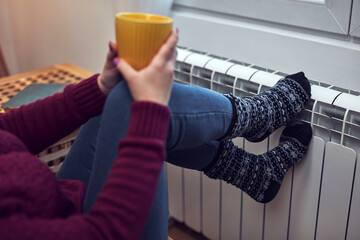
115;12;173;71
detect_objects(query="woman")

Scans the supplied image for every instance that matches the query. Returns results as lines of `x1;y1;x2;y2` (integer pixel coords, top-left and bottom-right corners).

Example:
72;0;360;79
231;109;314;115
0;30;178;240
0;26;312;239
58;31;312;239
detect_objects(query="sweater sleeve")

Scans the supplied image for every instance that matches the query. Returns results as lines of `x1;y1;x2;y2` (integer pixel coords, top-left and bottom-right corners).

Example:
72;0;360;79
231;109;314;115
0;101;170;240
0;74;106;154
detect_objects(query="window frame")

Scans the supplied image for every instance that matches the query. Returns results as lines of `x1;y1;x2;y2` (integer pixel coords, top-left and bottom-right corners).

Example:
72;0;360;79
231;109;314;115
350;0;360;37
174;0;353;34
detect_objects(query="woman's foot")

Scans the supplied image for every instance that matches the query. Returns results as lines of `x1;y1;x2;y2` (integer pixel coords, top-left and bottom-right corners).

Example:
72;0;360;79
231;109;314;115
204;121;312;203
222;72;311;142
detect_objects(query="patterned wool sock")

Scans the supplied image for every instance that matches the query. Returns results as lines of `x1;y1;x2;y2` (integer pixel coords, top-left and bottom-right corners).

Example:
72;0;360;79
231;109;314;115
204;121;312;203
222;72;311;142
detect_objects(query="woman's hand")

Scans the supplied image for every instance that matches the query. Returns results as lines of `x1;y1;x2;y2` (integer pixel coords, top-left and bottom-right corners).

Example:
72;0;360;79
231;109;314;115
97;42;124;95
114;30;178;106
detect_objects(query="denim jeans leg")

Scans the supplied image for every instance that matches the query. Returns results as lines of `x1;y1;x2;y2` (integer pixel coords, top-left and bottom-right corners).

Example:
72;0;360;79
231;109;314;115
83;81;132;213
80;81;168;240
167;83;232;150
167;141;220;171
56;116;101;186
140;166;169;240
83;82;233;210
81;81;233;240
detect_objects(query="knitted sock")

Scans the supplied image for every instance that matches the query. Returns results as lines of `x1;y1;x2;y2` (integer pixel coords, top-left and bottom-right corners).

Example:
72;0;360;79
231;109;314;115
204;121;312;203
222;72;311;142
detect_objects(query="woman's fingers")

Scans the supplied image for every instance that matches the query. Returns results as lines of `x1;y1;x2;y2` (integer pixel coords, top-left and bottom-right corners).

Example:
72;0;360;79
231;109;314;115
115;58;137;82
154;30;179;65
112;30;178;105
109;41;117;53
103;41;118;70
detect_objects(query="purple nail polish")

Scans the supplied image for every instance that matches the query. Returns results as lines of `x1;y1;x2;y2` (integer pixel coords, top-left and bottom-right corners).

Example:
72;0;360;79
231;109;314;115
176;28;179;34
113;57;120;65
108;41;112;51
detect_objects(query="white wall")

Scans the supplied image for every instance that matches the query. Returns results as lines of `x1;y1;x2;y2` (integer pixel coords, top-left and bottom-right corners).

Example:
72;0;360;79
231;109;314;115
0;0;20;74
0;0;173;74
0;0;116;73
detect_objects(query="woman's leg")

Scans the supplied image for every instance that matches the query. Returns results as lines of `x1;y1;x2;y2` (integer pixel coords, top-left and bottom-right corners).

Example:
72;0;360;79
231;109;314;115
81;81;169;240
81;81;233;240
84;81;234;211
167;141;220;170
222;72;311;142
168;121;312;204
56;116;101;185
83;81;133;212
57;83;226;239
63;72;311;188
140;167;169;240
60;72;311;237
56;83;169;240
204;122;312;203
166;83;233;150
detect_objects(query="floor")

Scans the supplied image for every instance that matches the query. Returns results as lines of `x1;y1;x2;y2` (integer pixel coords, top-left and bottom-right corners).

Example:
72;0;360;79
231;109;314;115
168;218;210;240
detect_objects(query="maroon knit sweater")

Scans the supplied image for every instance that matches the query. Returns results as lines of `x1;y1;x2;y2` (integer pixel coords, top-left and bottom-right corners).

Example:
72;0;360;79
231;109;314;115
0;75;170;240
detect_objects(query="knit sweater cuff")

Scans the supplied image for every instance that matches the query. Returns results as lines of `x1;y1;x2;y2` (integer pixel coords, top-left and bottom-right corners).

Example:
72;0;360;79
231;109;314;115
127;101;170;141
65;74;106;120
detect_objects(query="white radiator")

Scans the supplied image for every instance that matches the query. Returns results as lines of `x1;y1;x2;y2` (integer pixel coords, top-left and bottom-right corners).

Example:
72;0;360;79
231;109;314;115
166;47;360;240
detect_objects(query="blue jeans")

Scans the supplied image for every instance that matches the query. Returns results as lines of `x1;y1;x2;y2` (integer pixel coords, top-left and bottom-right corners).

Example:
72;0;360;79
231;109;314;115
57;81;232;240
